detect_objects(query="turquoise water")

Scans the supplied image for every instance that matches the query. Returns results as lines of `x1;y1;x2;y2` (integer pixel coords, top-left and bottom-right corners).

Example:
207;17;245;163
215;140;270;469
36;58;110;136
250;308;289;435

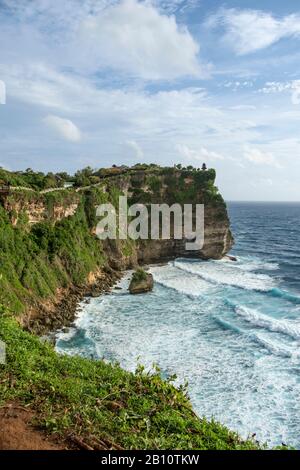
56;202;300;448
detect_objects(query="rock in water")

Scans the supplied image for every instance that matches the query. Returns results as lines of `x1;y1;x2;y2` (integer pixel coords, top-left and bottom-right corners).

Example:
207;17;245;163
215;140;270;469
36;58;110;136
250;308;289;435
129;269;154;294
224;255;238;262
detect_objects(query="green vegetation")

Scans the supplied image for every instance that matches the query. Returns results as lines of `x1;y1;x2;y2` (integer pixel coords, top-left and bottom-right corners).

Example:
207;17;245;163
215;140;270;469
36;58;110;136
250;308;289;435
0;183;136;314
132;268;148;283
0;313;261;450
0;167;72;190
128;188;153;205
0;192;105;313
147;175;162;193
0;165;225;215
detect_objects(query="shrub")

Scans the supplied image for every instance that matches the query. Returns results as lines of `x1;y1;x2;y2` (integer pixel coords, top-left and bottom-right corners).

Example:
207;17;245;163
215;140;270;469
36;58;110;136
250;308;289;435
147;176;161;193
132;268;148;283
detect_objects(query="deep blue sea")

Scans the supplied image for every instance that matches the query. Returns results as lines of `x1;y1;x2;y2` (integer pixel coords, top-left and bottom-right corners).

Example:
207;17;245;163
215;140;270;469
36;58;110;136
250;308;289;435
56;202;300;448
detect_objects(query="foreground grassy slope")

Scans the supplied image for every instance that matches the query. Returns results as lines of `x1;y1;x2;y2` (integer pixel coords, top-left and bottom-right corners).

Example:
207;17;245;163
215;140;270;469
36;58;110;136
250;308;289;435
0;314;260;450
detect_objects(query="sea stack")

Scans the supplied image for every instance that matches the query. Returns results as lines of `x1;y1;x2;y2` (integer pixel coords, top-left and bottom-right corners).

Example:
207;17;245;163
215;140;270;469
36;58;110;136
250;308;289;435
129;269;154;294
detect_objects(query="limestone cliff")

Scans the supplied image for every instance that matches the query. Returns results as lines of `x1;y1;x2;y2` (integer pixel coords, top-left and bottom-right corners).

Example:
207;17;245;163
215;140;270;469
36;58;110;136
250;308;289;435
2;167;233;263
0;165;233;330
103;167;234;262
3;191;80;225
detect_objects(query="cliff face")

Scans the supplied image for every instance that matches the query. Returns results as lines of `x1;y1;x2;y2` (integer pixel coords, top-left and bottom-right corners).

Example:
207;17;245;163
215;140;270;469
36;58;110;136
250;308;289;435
198;204;234;259
3;168;233;263
104;167;234;263
0;166;233;328
136;210;233;264
3;191;80;225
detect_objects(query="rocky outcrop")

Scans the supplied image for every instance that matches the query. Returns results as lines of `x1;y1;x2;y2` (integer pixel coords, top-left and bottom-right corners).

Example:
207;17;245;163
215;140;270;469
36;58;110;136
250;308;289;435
24;267;123;336
136;210;234;263
3;192;79;225
3;168;233;261
108;168;234;261
196;205;234;259
224;255;238;262
134;204;233;264
129;270;154;295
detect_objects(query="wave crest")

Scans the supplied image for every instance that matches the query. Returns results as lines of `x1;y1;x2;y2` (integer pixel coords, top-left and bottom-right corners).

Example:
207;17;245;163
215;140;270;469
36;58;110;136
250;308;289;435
236;306;300;341
174;260;274;292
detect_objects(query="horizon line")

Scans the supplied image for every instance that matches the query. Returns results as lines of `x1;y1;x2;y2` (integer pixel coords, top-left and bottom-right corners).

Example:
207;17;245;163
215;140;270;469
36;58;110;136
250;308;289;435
227;200;300;204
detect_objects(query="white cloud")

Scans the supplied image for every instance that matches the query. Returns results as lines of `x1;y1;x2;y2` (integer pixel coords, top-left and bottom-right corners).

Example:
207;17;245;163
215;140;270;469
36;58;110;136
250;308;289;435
0;63;256;148
44;115;81;142
259;80;300;105
230;105;256;111
1;0;204;80
126;140;144;159
176;144;224;163
0;61;266;174
291;81;300;104
259;81;292;94
0;63;76;110
78;0;202;79
261;178;273;186
206;8;300;55
244;147;281;168
151;0;200;16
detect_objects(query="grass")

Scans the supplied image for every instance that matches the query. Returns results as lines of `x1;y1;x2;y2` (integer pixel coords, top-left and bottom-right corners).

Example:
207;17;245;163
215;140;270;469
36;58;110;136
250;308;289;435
0;314;261;450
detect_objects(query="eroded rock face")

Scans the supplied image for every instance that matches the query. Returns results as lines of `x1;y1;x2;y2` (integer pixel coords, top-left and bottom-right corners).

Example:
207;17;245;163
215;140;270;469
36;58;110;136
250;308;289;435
129;272;154;294
4;168;234;264
198;205;234;259
110;168;234;262
4;194;79;225
136;205;234;263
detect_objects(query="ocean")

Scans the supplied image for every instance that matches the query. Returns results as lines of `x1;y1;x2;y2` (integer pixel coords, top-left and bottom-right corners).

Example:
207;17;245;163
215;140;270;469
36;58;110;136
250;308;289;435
55;202;300;448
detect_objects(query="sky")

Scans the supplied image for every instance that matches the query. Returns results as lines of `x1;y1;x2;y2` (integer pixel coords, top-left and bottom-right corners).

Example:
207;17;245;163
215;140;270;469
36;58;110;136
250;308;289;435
1;1;300;201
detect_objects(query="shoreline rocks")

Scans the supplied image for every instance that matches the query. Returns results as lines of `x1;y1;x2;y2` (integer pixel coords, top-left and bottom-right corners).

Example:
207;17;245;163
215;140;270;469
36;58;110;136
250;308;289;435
24;267;123;336
224;255;238;262
129;269;154;295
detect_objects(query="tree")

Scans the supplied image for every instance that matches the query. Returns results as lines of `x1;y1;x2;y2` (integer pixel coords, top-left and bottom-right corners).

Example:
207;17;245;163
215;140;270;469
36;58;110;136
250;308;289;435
74;167;94;187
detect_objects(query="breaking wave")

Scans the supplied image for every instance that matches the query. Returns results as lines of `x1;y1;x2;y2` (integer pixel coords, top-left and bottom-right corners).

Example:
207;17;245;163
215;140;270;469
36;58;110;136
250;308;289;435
174;259;275;292
236;305;300;341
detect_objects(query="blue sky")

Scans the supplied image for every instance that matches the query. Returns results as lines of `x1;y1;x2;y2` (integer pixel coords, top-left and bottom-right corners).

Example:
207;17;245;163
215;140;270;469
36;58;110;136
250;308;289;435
1;0;300;200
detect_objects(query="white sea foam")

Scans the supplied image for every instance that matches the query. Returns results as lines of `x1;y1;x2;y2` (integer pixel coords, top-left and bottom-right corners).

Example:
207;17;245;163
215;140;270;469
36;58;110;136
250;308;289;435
55;258;300;448
236;306;300;341
150;264;213;298
214;313;300;359
234;260;279;272
55;326;77;343
174;259;275;292
250;332;299;359
222;256;279;272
